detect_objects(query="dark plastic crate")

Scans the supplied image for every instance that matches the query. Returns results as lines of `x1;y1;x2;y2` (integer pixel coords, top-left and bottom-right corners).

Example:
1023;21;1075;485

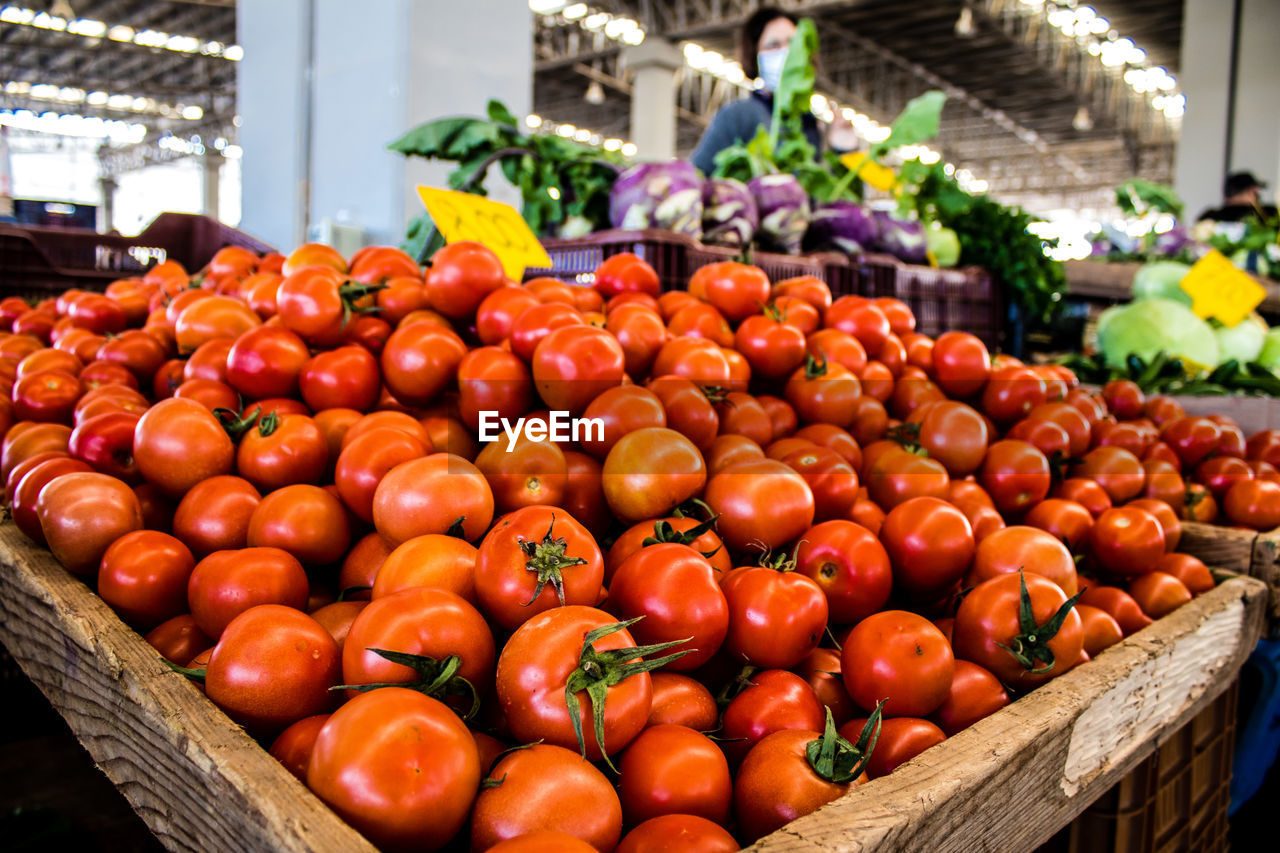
684;242;843;288
525;228;696;292
856;254;1003;351
0;212;273;302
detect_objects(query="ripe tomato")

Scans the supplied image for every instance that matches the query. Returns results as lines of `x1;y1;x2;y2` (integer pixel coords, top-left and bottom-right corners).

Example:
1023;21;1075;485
735;310;806;379
469;743;621;852
1102;379;1145;420
703;458;815;553
171;475;262;557
1127;498;1181;552
1079;585;1152;636
12;368;82;424
953;571;1083;689
1023;498;1095;551
298;345;381;412
647;375;719;450
1195;456;1253;500
616;816;738;853
1222;479;1280;530
879;497;975;598
1053;477;1113;517
579;385;666;459
474;505;604;630
474;433;568;513
173;295;261;354
1076;604;1125;657
791;521;890;628
930;331;990;397
602;427;707;524
968;526;1078;596
979;439;1051;514
842;611;954;716
186;546;309;638
380;322;467;407
204;605;339;734
1246;430;1280;467
651;336;731;385
604;303;667;380
1161;416;1222;468
37;471;142;575
308;688;480;852
910;400;989;476
235;412;328;491
1090;506;1166;577
476;286;539;345
785;356;862;429
269;714;331;782
145;614;212;666
134;397;235;497
618;724;731;825
826;297;890;357
839;716;946;779
928;659;1010;736
595;252;660;298
667;301;734;347
696;262;769;323
733;723;869;843
781;445;859;521
371;534;477;602
341;586;495;703
720;558;828;669
68;410;141;483
643;672;717;731
496;606;670;762
424;241;507;319
1179;482;1219;523
1027;401;1092;458
1155;553;1215;595
1127;571;1192;619
372;453;494;545
864;444;950;511
608;543;728;672
97;531;195;630
532;325;626;415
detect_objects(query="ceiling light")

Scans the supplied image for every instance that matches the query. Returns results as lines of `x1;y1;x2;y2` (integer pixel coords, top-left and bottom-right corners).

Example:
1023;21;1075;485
562;3;588;19
1072;105;1093;131
584;80;605;105
525;114;543;128
955;7;976;37
620;142;638;157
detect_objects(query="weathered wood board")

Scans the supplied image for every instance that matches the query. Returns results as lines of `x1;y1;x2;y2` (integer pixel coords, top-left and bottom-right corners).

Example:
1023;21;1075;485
750;575;1266;852
0;521;376;853
1179;521;1280;632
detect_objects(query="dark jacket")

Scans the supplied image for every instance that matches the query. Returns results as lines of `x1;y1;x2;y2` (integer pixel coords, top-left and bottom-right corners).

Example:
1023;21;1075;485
689;90;823;176
1195;203;1279;223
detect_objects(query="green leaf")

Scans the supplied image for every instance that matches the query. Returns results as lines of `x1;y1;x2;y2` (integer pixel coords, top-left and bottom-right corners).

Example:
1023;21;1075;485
872;90;947;159
388;116;505;159
770;18;819;152
486;99;520;129
1116;178;1183;218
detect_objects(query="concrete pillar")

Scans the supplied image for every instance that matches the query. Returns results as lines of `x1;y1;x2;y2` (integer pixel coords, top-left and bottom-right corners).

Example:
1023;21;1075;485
622;38;683;161
1175;0;1280;220
237;0;533;251
202;152;221;219
98;176;117;233
0;125;12;219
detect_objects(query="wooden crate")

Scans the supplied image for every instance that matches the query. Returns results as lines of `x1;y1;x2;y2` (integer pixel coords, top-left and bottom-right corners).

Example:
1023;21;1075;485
0;519;1267;853
1063;260;1280;317
1178;522;1280;635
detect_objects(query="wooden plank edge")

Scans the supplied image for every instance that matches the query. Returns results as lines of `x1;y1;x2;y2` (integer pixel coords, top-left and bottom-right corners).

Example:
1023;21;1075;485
751;575;1267;853
0;522;376;853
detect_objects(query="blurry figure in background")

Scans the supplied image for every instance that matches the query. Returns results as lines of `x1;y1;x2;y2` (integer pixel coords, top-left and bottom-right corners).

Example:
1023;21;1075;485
689;7;859;176
1196;172;1278;223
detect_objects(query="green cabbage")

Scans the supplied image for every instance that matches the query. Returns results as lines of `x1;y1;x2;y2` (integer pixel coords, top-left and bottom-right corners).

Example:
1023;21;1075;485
925;223;961;268
1213;314;1269;365
1131;261;1192;306
1258;328;1280;372
1097;298;1219;370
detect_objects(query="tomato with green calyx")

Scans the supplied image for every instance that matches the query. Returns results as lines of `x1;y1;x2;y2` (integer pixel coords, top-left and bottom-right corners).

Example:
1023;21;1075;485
785;354;861;429
474;505;603;631
722;550;828;669
953;570;1084;689
495;606;688;767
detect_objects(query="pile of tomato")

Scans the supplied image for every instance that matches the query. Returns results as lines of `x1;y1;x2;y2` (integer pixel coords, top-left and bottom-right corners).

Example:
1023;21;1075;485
3;238;1280;853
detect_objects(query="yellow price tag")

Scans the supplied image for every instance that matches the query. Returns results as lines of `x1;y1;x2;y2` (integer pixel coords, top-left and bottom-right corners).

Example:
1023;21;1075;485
1178;249;1266;328
839;152;896;193
417;186;552;281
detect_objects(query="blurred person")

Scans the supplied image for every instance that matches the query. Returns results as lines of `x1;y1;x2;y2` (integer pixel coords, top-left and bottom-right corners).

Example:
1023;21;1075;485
1196;171;1278;223
689;7;858;176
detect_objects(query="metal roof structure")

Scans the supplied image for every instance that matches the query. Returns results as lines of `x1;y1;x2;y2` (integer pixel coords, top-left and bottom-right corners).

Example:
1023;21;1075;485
0;0;1184;212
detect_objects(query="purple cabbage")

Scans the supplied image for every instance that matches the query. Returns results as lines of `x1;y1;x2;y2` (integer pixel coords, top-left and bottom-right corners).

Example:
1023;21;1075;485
806;201;878;255
609;162;704;237
873;211;928;264
701;178;758;247
749;173;810;254
1156;225;1191;256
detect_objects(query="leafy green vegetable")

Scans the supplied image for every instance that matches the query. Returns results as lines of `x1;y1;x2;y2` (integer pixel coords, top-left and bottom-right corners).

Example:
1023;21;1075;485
388;98;623;251
1116;179;1183;219
872;91;946;160
1096;298;1219;370
770;19;819;154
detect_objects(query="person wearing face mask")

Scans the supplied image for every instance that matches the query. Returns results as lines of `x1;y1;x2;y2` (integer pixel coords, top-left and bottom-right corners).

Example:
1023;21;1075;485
689;7;858;176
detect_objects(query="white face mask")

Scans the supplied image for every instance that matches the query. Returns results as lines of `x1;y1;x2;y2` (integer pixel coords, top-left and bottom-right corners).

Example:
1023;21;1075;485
757;47;788;92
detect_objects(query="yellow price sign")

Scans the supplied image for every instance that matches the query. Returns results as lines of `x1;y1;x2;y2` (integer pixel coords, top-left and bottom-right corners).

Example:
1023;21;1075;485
839;152;896;193
417;186;552;281
1178;249;1266;328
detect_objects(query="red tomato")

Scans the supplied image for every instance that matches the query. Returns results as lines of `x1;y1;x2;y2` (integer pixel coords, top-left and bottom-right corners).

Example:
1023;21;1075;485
1073;445;1145;504
379;322;467;408
36;471;142;575
842;610;954;715
1052;477;1113;518
1076;604;1125;657
1079;585;1152;636
531;325;626;416
1024;498;1095;551
863;443;950;511
308;688;480;852
1127;498;1182;552
794;519;893;625
703;458;815;553
1161;416;1222;468
602;427;707;524
721;560;828;669
615;816;738;853
425;241;506;319
953;571;1083;688
618;724;732;825
68;410;141;483
968;525;1078;596
1102;379;1145;420
595;252;660;298
475;505;604;631
699;262;770;323
187;546;309;638
928;659;1010;736
981;366;1047;425
1154;553;1215;595
1127;571;1192;619
371;533;477;602
839;716;946;779
978;439;1051;515
1222;479;1280;530
1089;506;1166;577
469;743;620;852
720;668;824;766
247;484;350;566
98;530;195;630
579;385;667;459
931;331;990;397
171;475;262;557
826;296;890;357
299;345;381;412
134;397;235;497
205;605;339;734
608;543;728;672
910;400;989;477
145;614;213;666
879;497;975;598
372;453;494;545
